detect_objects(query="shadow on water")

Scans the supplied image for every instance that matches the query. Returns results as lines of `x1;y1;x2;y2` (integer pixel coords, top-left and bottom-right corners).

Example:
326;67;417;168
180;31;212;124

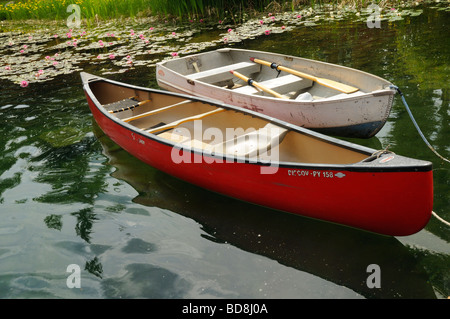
92;122;436;299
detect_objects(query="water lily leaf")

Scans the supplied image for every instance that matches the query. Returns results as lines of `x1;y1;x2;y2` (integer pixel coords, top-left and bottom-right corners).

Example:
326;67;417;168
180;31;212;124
40;126;87;147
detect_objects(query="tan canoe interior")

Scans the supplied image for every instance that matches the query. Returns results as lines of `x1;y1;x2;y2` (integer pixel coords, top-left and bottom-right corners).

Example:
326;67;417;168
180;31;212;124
90;81;370;164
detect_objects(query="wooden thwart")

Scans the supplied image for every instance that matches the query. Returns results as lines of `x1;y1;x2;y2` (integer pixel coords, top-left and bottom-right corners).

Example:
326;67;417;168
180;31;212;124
123;99;193;123
147;108;226;134
250;57;359;94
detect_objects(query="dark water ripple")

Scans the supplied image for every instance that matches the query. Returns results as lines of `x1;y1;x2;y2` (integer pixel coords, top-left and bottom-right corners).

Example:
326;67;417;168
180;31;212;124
0;4;448;299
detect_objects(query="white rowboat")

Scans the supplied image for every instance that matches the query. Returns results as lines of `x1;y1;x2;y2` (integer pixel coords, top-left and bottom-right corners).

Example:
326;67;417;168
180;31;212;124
156;48;396;138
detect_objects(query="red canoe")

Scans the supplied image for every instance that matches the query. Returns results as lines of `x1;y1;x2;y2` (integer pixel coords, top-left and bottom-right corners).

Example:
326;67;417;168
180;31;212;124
81;72;433;236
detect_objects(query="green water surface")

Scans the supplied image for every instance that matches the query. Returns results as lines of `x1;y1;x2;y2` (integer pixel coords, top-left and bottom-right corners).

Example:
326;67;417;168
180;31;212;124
0;4;448;299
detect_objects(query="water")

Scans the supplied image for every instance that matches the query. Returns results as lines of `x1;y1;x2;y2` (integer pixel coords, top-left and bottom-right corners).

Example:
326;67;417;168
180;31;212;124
0;4;449;299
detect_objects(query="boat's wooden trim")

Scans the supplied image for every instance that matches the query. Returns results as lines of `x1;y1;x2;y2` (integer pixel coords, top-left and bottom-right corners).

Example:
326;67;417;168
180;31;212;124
146;108;226;134
122;99;193;122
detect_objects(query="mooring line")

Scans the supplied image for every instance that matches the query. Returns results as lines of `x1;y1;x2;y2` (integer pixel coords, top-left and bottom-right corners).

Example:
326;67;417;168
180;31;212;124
432;211;450;227
390;85;449;164
390;85;449;228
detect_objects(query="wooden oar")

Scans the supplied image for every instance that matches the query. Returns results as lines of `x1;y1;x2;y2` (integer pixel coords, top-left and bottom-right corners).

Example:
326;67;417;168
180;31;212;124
230;70;288;99
250;57;359;94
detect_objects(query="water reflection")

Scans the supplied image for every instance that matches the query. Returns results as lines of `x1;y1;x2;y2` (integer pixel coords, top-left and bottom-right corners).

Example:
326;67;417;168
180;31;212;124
102;263;191;299
93;123;436;299
0;3;447;299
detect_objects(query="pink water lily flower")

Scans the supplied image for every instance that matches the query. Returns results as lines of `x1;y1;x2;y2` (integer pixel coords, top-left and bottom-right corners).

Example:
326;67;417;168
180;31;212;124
20;80;28;87
171;52;178;57
5;66;11;70
264;30;271;35
109;54;115;59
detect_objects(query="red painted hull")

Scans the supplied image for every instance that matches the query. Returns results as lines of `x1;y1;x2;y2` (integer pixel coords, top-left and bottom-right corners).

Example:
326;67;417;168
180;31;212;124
82;76;433;236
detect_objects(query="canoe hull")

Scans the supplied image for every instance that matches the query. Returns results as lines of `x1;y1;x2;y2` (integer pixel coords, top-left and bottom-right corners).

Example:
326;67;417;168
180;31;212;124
83;78;432;236
156;48;395;138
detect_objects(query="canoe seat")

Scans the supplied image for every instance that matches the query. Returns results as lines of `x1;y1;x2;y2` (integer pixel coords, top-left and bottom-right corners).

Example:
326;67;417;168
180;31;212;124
185;62;261;83
232;74;312;96
213;123;288;158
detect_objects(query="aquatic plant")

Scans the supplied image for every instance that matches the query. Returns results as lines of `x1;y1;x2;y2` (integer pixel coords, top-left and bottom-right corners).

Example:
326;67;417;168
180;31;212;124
0;0;150;21
0;1;435;88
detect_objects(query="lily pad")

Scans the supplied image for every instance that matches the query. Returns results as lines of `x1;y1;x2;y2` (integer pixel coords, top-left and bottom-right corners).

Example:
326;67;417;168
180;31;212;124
40;126;88;147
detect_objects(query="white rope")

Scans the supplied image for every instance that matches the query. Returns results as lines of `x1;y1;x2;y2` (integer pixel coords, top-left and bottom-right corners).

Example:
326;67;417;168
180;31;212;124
432;211;450;227
390;85;450;163
389;86;449;228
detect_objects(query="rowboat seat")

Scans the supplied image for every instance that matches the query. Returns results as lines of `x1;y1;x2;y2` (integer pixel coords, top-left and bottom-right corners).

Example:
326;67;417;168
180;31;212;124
213;123;288;158
232;74;313;96
185;62;261;83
